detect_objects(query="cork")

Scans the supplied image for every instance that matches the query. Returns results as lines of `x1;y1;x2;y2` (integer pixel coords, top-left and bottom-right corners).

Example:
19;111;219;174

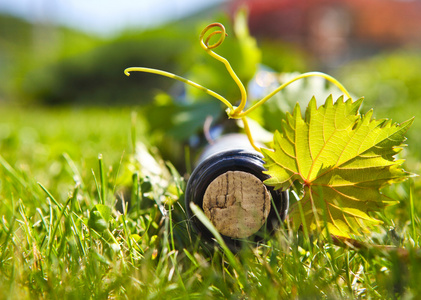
203;171;271;238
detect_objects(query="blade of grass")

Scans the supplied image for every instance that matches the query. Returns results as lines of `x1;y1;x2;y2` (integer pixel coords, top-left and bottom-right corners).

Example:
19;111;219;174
98;154;106;205
131;172;140;211
168;251;188;298
121;212;135;265
48;188;78;257
92;169;102;205
69;214;86;257
35;208;50;250
189;203;245;286
0;214;16;266
168;203;176;252
183;248;199;268
38;182;64;211
63;152;84;187
18;200;34;246
0;154;27;188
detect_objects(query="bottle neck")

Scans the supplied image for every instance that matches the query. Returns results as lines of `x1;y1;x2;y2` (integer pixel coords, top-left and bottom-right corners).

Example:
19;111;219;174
197;133;263;165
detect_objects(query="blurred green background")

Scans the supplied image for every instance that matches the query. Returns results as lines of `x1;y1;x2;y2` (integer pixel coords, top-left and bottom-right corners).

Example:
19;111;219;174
1;0;421;176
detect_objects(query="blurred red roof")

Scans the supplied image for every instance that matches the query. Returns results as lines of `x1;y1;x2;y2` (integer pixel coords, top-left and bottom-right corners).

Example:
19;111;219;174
229;0;421;63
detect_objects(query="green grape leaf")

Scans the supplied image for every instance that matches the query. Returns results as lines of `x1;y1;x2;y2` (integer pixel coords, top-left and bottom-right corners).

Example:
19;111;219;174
262;95;414;238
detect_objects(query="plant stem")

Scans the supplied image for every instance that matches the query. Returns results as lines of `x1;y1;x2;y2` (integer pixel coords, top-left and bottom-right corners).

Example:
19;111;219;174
236;72;352;118
124;67;233;110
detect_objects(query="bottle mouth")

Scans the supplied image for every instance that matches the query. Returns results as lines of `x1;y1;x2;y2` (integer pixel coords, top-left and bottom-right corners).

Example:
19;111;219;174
185;149;289;251
202;170;271;239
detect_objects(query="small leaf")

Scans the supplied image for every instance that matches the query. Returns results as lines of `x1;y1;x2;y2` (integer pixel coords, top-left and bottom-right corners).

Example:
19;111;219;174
88;204;112;233
262;95;414;238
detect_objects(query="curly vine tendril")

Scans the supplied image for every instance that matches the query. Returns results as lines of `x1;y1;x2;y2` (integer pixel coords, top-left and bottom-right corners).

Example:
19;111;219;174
199;23;248;116
124;22;353;153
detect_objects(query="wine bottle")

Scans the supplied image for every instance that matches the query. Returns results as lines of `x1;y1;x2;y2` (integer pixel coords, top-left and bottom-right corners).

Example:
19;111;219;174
185;134;289;251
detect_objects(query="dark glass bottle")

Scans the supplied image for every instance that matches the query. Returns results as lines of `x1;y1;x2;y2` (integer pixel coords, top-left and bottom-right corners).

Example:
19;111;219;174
185;134;289;251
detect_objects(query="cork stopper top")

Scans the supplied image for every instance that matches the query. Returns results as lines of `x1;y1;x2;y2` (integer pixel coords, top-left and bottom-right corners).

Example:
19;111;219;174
202;171;271;238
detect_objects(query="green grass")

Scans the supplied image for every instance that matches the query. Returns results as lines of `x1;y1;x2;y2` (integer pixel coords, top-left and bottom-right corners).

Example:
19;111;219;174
1;104;421;299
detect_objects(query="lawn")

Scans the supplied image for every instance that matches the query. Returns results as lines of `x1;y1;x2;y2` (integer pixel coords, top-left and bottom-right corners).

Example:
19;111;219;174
0;97;420;299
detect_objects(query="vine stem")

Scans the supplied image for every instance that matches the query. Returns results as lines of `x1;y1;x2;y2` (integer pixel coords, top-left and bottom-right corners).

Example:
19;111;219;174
125;22;353;155
124;67;234;110
241;117;260;152
230;71;352;119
